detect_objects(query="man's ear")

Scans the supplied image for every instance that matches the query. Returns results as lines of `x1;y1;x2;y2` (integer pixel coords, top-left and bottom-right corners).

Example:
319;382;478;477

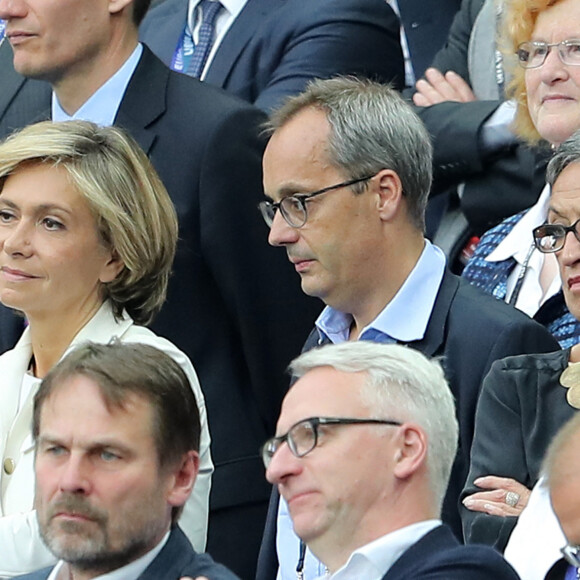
166;451;200;508
109;0;135;16
392;424;427;480
374;169;404;221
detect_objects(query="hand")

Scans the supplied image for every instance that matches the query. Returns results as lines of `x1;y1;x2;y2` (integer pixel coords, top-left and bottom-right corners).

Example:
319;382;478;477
462;475;531;517
413;68;476;106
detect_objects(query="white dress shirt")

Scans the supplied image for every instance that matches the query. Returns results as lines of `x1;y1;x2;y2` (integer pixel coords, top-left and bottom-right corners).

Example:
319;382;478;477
317;520;441;580
485;184;560;317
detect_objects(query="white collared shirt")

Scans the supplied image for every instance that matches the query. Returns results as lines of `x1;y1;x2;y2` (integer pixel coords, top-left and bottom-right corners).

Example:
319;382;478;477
46;531;170;580
51;44;143;126
484;184;561;317
187;0;247;79
317;521;441;580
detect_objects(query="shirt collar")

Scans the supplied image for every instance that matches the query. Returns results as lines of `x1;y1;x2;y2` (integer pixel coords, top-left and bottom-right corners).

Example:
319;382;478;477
326;520;441;580
315;241;446;344
47;530;170;580
486;184;551;264
52;43;143;126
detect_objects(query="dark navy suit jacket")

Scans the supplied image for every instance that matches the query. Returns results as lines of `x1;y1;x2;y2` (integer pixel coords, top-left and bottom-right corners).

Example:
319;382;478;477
397;0;461;81
139;0;405;111
256;270;559;579
381;524;520;579
14;526;240;580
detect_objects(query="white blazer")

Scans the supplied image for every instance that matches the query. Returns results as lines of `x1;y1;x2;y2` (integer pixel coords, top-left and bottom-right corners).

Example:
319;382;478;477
0;301;213;576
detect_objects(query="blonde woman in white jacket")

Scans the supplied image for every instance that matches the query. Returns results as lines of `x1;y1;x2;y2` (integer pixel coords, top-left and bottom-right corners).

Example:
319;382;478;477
0;121;213;576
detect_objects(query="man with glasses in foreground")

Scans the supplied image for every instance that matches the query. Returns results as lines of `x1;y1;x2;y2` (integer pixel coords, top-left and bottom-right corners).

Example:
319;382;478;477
255;76;560;580
263;341;520;579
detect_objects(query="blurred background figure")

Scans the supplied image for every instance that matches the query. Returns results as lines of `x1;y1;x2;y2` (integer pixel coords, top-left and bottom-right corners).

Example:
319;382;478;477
0;121;212;576
542;413;580;580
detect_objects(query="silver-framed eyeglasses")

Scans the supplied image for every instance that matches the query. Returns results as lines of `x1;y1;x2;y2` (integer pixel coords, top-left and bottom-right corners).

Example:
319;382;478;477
533;218;580;253
261;416;402;469
561;543;580;568
258;174;375;229
517;39;580;69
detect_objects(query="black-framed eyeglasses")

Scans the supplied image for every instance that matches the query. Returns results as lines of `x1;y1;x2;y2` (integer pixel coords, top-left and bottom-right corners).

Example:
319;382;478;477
561;543;580;568
261;416;402;469
258;174;375;229
517;39;580;69
533;218;580;253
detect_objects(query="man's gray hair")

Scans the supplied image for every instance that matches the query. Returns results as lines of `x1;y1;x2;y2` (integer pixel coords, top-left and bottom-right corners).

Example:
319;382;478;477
547;129;580;186
268;77;433;231
290;341;458;513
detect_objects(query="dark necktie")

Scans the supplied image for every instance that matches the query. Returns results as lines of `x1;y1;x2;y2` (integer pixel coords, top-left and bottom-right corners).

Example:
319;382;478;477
187;0;223;78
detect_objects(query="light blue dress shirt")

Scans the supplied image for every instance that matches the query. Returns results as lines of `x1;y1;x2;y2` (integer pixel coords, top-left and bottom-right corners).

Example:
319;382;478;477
276;240;446;580
52;44;143;126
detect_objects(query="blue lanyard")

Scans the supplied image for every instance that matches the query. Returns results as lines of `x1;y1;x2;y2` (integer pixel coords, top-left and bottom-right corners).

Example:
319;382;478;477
0;20;6;41
171;23;195;73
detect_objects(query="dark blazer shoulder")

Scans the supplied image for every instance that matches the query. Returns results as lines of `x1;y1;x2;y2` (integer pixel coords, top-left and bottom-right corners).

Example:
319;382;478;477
140;526;240;579
383;524;519;579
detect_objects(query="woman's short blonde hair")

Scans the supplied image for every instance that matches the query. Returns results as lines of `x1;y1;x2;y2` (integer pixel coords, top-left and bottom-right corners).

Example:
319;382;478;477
0;120;178;325
503;0;560;144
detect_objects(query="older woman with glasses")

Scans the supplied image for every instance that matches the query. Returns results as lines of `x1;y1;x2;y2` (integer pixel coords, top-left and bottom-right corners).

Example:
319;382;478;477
460;0;580;553
0;121;212;576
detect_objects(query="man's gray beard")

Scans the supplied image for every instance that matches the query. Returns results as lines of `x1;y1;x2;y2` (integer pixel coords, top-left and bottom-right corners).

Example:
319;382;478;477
38;495;162;575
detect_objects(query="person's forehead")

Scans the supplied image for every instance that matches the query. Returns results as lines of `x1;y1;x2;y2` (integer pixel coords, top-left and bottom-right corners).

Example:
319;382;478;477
39;375;155;444
277;368;368;429
267;109;331;162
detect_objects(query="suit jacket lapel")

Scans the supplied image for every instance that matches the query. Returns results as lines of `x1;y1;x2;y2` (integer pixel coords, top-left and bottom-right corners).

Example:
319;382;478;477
114;47;168;154
381;525;453;579
204;0;283;85
139;0;188;66
0;41;26;118
403;270;458;358
138;527;193;578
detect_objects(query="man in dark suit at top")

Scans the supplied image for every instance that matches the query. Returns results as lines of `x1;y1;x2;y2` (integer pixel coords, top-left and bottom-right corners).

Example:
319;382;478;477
16;342;238;580
256;76;559;579
263;340;520;579
138;0;405;113
0;0;321;576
